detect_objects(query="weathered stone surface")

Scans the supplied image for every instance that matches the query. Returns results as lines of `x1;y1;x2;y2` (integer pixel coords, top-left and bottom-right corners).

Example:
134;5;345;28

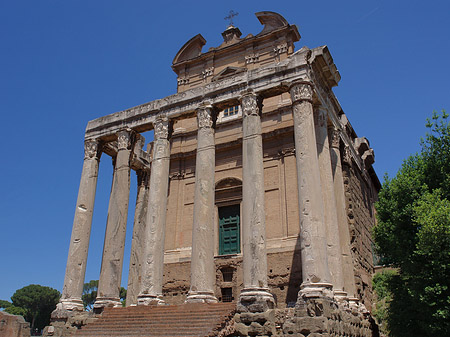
59;139;101;311
187;104;218;303
238;92;274;312
0;311;29;337
234;310;275;336
138;117;171;305
43;311;98;337
314;107;345;298
126;169;150;306
290;82;331;293
96;129;134;309
329;127;358;300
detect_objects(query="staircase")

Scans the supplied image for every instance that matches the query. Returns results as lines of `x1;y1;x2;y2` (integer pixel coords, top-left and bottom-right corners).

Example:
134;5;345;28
72;302;236;337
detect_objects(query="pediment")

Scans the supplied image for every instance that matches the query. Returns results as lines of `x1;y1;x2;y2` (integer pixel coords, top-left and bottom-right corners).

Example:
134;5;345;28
212;66;246;81
172;34;206;65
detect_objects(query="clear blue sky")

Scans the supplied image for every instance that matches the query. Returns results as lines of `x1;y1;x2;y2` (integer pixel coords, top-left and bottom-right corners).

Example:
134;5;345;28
1;0;449;302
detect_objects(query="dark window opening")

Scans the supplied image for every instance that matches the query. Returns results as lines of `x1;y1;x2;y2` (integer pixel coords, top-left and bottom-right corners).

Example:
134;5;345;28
221;267;234;282
221;287;233;302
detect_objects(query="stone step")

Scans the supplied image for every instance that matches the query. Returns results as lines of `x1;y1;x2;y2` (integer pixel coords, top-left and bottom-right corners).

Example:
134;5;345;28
73;302;236;337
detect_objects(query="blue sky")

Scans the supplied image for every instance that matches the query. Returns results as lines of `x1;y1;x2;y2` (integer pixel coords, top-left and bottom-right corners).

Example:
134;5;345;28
1;0;449;302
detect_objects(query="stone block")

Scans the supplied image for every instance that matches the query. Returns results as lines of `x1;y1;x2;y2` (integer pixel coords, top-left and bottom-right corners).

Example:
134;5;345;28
0;311;30;337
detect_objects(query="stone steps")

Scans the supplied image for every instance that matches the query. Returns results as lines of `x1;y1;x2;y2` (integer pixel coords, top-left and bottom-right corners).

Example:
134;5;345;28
73;302;236;337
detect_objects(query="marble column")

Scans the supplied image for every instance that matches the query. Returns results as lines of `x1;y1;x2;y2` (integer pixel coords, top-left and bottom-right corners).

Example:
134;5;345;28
329;127;358;302
315;107;346;299
126;169;150;306
137;116;170;305
289;82;332;298
59;139;101;311
186;104;218;303
95;129;134;309
238;92;274;312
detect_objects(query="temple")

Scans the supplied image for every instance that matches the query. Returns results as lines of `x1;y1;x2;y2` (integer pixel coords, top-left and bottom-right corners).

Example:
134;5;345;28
48;11;380;337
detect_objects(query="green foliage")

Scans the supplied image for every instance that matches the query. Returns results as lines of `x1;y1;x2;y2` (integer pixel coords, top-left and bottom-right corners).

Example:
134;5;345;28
372;269;397;335
0;299;12;309
5;305;28;317
82;280;127;309
7;284;60;332
82;280;98;310
374;110;450;336
120;287;127;307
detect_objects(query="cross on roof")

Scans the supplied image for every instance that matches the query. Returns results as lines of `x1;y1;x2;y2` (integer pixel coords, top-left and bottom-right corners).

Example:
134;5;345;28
224;10;239;26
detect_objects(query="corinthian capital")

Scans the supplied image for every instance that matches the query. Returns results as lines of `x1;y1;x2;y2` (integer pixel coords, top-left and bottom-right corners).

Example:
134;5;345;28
240;92;262;117
329;128;341;149
289;82;314;103
117;129;133;150
197;104;214;129
84;139;101;159
154;115;170;140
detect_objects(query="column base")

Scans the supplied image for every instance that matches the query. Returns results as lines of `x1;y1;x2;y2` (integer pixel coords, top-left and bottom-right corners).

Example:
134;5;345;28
298;282;333;300
333;289;348;302
93;297;122;312
185;291;218;303
137;294;165;306
237;287;275;313
58;298;84;312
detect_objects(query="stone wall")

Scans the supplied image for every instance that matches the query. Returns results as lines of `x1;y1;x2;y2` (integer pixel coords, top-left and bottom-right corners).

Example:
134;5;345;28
162;250;302;308
0;311;30;337
342;160;378;310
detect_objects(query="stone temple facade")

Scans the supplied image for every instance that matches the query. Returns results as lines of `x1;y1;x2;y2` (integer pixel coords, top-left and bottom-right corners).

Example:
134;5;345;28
49;11;380;337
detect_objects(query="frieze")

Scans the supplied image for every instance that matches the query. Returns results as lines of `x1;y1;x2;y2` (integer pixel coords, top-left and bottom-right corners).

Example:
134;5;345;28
85;50;312;138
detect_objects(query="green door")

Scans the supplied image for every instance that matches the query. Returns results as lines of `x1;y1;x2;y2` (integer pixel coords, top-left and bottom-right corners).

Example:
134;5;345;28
219;204;240;255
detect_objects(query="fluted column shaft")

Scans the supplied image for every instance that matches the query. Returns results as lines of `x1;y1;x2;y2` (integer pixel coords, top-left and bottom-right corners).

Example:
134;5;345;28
315;107;346;299
289;82;332;297
186;104;218;303
238;92;274;312
95;130;134;309
138;117;170;305
60;139;101;311
329;128;358;301
126;169;150;306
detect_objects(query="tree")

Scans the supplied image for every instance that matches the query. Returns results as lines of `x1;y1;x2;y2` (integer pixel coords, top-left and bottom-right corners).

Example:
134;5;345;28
3;284;60;332
82;279;98;310
373;110;450;336
82;280;127;309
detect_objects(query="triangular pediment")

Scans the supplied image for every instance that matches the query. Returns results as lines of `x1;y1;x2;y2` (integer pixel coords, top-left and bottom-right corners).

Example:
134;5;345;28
212;66;246;81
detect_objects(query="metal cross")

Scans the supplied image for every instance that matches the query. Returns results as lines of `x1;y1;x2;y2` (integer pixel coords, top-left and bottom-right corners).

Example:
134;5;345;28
224;10;239;26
